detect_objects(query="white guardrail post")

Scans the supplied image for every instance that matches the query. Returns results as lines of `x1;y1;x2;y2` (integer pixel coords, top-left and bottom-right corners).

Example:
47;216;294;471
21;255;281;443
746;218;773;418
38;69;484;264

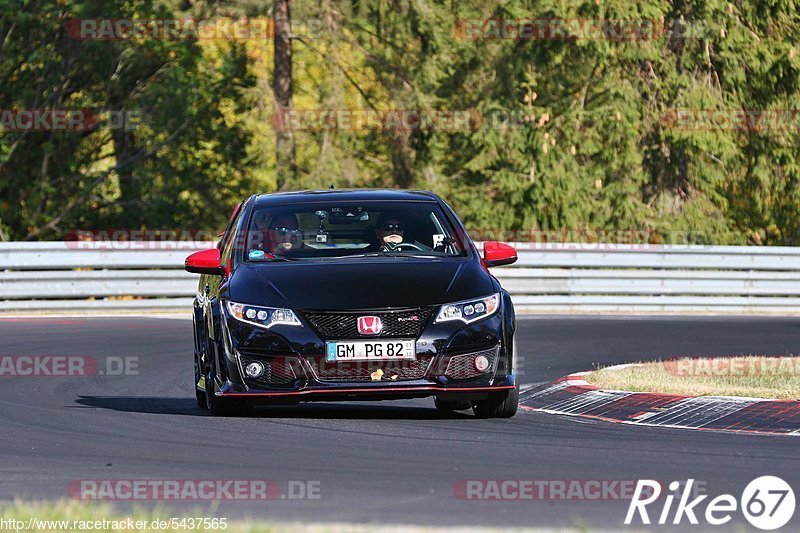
1;241;800;314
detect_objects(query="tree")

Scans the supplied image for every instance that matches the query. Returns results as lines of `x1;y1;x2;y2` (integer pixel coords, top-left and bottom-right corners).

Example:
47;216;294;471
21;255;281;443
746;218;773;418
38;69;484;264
0;0;257;240
273;0;296;189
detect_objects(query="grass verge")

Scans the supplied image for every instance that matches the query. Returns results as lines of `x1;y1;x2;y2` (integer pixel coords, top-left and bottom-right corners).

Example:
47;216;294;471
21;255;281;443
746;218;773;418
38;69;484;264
0;500;581;532
586;356;800;400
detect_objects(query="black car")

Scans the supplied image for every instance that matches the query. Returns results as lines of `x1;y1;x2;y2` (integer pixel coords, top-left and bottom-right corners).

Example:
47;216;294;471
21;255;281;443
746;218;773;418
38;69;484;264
185;189;520;417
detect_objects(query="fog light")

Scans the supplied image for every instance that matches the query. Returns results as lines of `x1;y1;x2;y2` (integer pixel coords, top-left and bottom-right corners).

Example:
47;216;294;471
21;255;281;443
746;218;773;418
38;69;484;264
245;361;265;378
474;355;490;372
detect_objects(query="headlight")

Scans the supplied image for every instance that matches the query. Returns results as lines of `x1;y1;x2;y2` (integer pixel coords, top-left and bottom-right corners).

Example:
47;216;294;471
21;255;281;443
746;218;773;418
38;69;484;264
225;301;302;329
435;293;500;324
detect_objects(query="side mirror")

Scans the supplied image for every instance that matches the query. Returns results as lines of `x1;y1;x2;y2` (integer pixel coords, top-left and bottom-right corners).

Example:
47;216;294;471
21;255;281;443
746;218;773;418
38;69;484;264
185;248;223;275
483;241;518;267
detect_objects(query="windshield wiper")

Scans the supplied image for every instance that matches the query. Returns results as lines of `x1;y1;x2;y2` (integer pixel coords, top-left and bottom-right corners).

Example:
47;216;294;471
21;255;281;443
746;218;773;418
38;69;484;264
337;252;397;259
338;251;435;259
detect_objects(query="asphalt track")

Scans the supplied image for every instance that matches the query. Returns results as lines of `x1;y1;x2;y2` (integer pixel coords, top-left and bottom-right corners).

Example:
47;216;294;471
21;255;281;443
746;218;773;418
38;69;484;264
1;316;799;530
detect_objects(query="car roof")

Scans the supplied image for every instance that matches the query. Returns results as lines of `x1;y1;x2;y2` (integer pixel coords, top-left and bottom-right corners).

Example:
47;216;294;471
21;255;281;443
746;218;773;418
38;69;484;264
252;189;440;206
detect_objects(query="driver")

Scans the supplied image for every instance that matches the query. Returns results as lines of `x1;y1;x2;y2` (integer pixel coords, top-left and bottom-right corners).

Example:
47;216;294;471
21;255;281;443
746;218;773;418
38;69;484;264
376;216;405;248
374;213;431;252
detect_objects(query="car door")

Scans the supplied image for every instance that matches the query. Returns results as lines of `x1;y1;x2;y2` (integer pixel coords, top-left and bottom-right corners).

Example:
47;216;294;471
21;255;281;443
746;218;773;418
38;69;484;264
201;201;246;348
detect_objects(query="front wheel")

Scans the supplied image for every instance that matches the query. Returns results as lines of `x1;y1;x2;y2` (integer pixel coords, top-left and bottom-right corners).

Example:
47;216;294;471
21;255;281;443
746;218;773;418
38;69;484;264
194;356;207;408
206;372;248;417
472;385;519;418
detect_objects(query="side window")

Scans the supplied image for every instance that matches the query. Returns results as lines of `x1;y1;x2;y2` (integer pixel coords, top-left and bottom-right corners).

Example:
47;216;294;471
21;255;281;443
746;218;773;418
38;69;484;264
217;202;243;251
221;202;246;266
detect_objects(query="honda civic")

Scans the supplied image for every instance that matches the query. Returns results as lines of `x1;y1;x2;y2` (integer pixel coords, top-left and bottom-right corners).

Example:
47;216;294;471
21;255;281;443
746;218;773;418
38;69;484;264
185;189;519;417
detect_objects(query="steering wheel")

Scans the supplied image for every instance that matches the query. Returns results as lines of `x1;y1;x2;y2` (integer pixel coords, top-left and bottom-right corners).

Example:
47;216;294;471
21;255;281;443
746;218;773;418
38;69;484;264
383;242;426;252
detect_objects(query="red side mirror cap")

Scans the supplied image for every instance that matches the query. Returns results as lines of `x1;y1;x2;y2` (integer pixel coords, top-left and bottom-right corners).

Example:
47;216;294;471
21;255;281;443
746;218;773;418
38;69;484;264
185;248;223;275
483;241;518;267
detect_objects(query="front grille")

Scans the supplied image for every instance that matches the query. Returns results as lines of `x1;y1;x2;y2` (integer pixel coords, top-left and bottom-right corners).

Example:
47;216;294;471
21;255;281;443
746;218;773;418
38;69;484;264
445;348;498;380
301;308;432;340
240;356;299;388
308;357;432;382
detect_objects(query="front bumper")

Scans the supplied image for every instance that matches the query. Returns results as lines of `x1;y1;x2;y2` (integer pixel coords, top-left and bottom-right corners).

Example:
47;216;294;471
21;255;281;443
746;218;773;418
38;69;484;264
214;303;515;402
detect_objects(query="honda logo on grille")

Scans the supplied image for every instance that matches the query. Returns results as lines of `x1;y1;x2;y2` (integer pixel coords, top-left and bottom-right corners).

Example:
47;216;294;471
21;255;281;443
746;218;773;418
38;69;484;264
357;316;383;335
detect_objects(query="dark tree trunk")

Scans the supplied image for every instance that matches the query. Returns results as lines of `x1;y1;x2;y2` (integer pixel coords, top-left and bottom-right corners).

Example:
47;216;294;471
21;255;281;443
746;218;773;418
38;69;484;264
274;0;296;190
112;128;138;224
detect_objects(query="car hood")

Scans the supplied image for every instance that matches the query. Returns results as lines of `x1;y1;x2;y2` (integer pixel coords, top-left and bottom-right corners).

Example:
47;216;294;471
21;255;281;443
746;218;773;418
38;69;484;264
228;258;495;310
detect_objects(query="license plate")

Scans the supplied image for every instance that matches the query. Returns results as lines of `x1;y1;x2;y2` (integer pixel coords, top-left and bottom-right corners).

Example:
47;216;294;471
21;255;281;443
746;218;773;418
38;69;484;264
326;340;415;361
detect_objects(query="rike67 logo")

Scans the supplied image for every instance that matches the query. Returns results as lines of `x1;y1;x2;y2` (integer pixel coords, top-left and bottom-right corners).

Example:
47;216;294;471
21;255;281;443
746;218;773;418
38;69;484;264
626;476;795;530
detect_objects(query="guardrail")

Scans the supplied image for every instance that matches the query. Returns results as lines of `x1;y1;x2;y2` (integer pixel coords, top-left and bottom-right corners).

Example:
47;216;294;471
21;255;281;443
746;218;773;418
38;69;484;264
2;241;800;314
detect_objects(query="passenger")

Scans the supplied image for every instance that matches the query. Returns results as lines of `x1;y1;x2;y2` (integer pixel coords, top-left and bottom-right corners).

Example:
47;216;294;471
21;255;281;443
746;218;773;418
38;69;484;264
268;213;305;254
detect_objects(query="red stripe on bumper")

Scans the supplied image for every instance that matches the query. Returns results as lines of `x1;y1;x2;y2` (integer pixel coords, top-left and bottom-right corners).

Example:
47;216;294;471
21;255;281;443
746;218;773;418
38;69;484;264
222;384;515;398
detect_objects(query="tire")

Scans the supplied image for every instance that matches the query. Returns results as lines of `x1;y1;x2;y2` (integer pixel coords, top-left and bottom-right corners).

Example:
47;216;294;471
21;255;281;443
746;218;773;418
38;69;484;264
472;385;519;419
192;313;207;408
434;398;472;412
206;371;247;417
194;355;207;409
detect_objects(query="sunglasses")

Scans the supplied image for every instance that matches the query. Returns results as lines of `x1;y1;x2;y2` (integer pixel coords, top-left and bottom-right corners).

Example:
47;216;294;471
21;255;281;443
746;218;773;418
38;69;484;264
270;227;300;235
381;223;404;231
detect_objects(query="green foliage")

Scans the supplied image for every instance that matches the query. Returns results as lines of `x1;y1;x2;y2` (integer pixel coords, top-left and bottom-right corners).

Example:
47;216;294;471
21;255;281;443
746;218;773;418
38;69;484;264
0;0;256;239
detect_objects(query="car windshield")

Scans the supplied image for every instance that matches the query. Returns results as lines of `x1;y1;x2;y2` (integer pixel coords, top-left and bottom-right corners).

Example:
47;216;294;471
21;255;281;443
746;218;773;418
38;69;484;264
244;202;467;261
